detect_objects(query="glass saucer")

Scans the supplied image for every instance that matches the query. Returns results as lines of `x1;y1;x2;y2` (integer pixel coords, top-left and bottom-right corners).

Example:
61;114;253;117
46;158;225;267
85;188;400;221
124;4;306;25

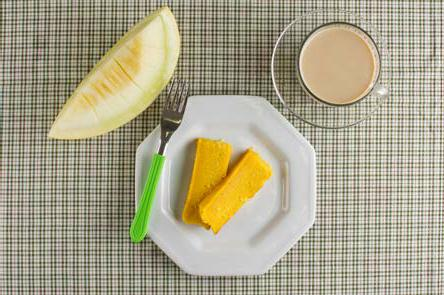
271;9;391;129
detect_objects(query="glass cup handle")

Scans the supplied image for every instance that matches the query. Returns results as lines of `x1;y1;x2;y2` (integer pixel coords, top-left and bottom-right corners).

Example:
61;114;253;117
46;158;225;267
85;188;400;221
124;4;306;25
371;82;389;99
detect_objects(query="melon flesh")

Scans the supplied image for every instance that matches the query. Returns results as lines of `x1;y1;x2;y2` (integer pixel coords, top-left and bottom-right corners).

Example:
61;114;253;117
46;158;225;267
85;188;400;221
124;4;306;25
49;6;180;139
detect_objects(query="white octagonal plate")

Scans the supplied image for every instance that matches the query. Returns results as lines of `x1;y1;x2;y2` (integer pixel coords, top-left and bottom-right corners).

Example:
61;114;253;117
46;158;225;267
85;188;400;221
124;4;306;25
135;95;316;276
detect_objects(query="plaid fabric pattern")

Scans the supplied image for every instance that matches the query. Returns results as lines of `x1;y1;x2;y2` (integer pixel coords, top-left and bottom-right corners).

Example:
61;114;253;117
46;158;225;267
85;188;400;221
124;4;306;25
1;0;443;294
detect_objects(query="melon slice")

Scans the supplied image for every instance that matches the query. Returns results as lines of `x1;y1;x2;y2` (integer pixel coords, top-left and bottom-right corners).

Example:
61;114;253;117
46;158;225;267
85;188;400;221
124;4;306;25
49;6;180;139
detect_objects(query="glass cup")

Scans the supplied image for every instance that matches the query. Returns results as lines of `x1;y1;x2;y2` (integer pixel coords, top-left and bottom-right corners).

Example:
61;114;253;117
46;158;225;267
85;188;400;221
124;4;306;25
271;10;391;129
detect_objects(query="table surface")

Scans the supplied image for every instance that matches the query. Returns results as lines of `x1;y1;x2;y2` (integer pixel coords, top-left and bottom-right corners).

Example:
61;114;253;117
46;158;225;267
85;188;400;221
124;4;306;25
1;1;443;294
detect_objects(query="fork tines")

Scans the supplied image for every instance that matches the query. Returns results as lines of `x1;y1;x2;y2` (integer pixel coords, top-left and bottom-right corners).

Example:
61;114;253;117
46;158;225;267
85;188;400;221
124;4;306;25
165;78;189;113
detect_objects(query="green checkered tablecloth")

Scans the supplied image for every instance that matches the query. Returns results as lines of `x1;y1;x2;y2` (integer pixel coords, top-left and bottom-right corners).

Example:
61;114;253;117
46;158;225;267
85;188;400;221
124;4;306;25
1;0;443;293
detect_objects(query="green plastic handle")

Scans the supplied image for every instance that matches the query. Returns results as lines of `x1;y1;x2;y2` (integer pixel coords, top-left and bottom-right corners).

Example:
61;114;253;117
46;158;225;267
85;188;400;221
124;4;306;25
130;153;166;243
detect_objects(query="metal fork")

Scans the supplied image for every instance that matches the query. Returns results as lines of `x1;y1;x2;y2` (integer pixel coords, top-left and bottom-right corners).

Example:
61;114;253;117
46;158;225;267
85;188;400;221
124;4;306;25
130;78;189;243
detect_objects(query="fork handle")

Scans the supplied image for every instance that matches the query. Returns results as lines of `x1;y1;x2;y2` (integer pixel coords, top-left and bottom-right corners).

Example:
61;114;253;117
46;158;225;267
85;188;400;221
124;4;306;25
130;153;165;243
